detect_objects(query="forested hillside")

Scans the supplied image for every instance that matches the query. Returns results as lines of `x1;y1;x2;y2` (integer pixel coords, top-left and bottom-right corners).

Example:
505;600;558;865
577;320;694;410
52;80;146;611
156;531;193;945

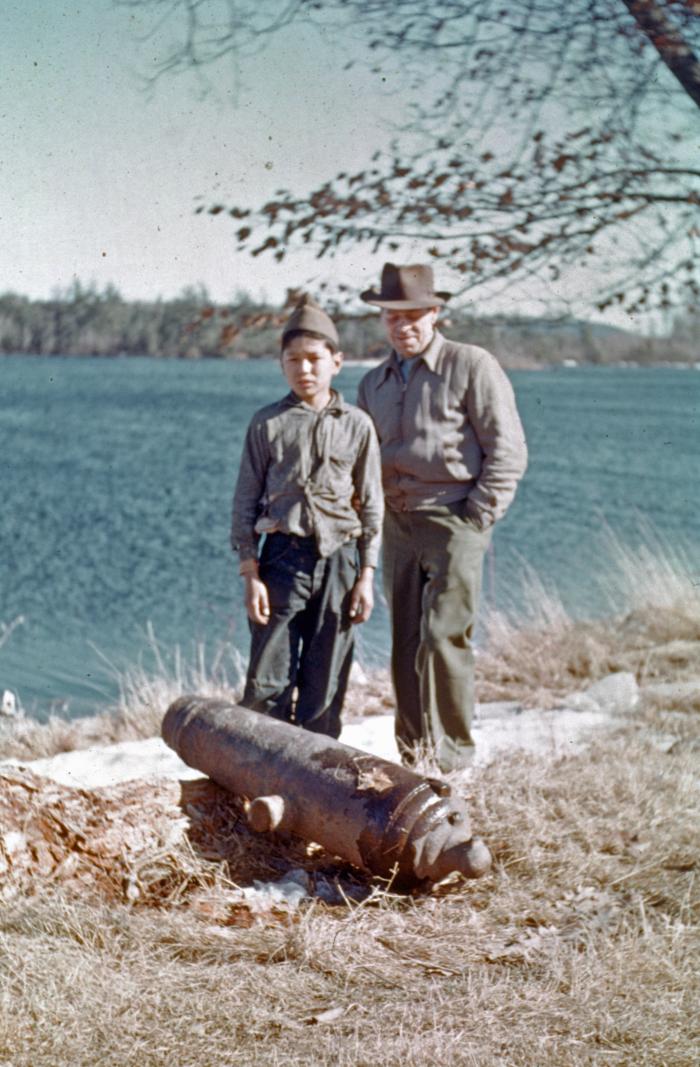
1;283;696;366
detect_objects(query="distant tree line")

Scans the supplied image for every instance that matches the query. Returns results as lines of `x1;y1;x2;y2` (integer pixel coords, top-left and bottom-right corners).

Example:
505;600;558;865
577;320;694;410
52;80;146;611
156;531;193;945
0;282;278;360
0;281;697;366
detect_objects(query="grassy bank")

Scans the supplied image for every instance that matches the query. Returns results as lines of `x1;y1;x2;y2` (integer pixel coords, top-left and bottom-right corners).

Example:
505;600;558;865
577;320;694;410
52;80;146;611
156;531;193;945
1;533;698;1064
2;529;698;762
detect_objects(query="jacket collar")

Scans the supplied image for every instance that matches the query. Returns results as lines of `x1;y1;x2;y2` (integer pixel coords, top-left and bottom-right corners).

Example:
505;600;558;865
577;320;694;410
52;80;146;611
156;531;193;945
380;330;445;381
415;329;444;372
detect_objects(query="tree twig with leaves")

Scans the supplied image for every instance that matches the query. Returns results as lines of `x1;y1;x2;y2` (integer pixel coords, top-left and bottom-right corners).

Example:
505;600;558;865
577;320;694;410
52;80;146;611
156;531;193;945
119;0;700;313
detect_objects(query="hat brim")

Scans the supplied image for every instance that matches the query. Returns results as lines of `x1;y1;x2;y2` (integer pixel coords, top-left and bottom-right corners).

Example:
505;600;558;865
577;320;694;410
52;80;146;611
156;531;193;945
360;289;450;308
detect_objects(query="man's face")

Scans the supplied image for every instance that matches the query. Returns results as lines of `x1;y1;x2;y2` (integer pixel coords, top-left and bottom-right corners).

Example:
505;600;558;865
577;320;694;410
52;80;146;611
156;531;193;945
381;306;439;358
281;335;342;407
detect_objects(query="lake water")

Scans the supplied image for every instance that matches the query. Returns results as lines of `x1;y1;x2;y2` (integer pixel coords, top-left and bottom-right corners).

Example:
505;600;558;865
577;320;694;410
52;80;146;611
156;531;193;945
2;355;699;720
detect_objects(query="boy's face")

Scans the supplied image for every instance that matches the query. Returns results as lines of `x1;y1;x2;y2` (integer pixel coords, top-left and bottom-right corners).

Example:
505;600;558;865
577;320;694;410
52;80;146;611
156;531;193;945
281;335;342;408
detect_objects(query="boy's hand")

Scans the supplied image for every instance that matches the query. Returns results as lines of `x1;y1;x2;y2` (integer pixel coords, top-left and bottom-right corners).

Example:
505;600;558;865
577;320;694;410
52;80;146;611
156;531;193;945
349;567;375;624
244;575;271;625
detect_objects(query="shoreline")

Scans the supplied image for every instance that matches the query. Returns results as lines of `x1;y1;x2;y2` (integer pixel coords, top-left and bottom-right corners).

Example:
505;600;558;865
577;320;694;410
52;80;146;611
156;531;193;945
3;350;699;370
3;557;699;764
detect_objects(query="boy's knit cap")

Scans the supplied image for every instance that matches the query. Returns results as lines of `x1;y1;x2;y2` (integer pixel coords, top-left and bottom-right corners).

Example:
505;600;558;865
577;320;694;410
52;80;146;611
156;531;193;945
281;295;339;350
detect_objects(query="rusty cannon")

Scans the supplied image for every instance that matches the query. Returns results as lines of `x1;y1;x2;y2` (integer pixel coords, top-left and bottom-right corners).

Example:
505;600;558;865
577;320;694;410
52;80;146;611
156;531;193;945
162;696;491;890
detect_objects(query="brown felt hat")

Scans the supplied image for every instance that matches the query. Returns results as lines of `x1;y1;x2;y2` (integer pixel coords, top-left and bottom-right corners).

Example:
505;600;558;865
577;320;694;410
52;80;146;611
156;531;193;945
360;262;451;309
281;295;339;350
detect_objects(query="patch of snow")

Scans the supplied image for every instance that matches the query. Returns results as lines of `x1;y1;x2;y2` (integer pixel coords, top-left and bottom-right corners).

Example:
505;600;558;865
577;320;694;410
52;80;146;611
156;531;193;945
1;690;20;718
0;736;201;790
232;868;311;913
2;693;622;793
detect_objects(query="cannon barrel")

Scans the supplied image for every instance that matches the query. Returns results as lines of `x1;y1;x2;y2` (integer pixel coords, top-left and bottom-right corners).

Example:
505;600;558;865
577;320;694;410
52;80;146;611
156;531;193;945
162;696;491;889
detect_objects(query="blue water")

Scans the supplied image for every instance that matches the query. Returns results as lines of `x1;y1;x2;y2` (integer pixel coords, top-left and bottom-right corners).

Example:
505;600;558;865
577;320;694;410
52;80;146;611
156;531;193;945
1;355;699;720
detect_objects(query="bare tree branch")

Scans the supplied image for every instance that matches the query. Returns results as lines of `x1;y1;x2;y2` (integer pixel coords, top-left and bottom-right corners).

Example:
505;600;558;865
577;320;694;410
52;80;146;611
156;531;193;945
117;0;700;312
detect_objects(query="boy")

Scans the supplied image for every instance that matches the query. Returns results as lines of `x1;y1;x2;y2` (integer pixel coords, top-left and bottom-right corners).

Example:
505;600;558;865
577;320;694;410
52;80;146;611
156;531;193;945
230;296;383;738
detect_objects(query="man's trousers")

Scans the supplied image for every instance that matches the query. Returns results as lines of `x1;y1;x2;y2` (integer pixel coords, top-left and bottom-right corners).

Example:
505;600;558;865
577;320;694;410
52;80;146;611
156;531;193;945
241;533;357;739
382;505;492;771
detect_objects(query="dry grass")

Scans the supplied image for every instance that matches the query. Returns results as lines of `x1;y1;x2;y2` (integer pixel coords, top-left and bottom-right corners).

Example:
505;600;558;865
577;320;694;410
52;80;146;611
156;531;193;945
1;528;698;1063
476;529;700;707
0;634;246;761
1;715;698;1066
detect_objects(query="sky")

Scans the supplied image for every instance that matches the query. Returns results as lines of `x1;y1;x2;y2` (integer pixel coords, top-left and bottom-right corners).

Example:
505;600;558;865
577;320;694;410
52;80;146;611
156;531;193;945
1;0;405;307
1;1;691;327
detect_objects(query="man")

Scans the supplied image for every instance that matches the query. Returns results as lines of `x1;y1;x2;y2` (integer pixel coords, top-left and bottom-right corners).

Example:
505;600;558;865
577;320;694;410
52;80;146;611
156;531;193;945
357;263;527;772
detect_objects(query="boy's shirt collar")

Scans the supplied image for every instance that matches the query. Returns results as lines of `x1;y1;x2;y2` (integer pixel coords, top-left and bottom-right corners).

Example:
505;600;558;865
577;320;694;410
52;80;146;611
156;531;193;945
282;389;346;415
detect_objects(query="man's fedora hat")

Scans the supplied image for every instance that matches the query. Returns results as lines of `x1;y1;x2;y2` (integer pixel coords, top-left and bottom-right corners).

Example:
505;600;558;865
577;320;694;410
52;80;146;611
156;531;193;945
360;262;451;309
281;295;339;350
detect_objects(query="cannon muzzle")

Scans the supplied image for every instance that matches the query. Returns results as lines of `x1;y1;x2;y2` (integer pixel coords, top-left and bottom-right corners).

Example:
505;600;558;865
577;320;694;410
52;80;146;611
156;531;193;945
162;696;491;889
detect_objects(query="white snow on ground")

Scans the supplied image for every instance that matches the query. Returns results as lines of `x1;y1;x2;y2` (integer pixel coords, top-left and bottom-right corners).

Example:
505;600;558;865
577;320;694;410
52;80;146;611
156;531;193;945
343;703;615;767
5;736;202;790
1;700;616;790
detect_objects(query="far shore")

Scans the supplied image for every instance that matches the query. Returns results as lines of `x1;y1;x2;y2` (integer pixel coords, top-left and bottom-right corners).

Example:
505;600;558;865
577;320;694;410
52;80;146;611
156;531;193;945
4;350;700;371
2;283;697;366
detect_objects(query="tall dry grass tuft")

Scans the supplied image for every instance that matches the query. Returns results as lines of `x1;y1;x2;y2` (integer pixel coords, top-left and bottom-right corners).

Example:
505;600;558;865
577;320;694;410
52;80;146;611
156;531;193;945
0;614;24;650
0;630;246;761
477;527;700;706
103;626;247;739
597;520;699;617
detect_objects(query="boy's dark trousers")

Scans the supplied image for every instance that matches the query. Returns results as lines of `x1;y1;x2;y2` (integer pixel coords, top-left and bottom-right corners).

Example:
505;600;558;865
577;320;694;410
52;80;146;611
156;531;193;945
241;533;358;739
